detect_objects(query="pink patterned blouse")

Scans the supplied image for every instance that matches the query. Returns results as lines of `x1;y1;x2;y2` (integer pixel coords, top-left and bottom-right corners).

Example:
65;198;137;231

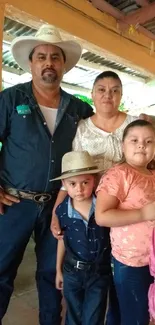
96;163;155;267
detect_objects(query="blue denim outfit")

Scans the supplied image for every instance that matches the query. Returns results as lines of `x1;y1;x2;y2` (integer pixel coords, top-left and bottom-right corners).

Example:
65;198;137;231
56;196;111;325
108;256;153;325
0;81;93;325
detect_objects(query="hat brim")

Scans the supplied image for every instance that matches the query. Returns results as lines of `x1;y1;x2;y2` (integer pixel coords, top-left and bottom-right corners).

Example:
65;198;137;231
51;168;103;181
11;37;82;73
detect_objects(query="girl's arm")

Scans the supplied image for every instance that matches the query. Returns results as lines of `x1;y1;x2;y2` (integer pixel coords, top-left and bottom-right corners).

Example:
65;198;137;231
95;191;155;227
56;238;65;290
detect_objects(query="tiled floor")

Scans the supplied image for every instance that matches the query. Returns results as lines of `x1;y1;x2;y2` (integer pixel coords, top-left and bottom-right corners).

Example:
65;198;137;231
2;240;152;325
3;239;65;325
3;239;39;325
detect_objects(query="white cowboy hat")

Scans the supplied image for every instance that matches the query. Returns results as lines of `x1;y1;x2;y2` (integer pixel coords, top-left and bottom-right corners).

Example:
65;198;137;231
52;151;102;181
11;24;82;73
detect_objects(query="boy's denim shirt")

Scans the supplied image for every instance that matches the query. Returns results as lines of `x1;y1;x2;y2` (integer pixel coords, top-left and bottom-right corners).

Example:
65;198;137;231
0;81;93;192
56;196;111;265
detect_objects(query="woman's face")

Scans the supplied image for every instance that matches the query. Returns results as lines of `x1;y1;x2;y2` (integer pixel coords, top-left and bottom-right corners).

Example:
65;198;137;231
92;77;122;115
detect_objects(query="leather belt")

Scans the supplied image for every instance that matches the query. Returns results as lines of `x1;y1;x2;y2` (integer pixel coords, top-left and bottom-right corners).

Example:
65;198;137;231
5;187;56;203
65;256;94;271
64;256;111;274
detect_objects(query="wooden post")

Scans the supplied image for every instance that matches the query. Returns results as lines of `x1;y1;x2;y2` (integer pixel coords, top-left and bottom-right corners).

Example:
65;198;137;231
0;3;5;91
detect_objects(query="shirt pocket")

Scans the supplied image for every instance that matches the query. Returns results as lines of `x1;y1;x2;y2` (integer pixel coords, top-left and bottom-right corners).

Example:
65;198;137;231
10;109;44;147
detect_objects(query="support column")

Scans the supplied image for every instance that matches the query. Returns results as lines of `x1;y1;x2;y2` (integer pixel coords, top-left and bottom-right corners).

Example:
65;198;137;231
0;3;5;91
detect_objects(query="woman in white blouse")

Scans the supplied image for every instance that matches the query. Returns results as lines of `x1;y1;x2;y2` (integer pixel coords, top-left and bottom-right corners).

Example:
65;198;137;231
51;71;140;235
72;71;136;172
51;71;139;324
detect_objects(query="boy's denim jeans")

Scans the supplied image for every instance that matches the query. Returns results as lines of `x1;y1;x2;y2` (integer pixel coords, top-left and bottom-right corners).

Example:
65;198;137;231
63;262;110;325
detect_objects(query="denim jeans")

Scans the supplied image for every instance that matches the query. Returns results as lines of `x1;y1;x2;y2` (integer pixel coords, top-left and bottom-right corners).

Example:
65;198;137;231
105;276;121;325
63;263;110;325
0;198;61;325
111;256;153;325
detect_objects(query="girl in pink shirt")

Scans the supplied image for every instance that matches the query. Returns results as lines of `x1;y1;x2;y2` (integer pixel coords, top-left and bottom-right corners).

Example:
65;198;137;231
96;119;155;325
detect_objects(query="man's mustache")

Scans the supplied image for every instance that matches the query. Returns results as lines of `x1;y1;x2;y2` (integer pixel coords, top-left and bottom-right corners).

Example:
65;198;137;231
42;68;56;74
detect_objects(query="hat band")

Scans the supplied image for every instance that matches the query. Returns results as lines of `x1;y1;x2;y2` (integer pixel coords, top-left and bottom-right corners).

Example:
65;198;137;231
61;166;98;176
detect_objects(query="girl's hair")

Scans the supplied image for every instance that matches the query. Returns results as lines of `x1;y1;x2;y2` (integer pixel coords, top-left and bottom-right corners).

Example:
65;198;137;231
122;119;155;141
121;119;155;169
93;71;122;88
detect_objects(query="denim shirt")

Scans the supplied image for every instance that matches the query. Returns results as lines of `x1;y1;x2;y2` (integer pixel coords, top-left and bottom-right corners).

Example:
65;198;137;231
56;196;111;263
0;81;93;192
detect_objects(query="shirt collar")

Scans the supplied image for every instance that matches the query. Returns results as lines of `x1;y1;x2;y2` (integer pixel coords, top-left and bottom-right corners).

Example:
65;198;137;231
68;195;96;221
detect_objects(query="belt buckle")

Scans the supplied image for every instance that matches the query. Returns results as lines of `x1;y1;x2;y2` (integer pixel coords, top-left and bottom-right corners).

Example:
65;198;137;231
34;193;52;203
76;261;84;270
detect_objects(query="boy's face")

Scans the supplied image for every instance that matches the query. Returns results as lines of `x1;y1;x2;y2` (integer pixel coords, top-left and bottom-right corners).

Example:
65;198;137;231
62;174;95;202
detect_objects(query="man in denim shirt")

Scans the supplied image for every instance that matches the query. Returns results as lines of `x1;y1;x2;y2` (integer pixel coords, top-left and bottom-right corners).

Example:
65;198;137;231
0;25;93;324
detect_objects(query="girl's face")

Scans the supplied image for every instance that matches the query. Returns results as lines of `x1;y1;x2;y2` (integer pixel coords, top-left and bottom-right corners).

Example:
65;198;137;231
92;77;122;115
122;126;155;169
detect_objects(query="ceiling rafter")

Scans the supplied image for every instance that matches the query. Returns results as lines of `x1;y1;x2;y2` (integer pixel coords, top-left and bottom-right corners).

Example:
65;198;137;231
91;0;123;19
135;0;149;6
123;3;155;25
91;0;155;40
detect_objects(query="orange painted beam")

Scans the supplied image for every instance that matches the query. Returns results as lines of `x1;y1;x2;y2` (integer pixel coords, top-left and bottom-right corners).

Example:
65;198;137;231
1;0;155;76
92;0;155;40
91;0;123;19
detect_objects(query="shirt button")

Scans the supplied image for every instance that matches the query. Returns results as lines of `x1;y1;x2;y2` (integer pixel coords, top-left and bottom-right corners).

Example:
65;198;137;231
51;160;54;163
52;140;54;143
44;122;47;125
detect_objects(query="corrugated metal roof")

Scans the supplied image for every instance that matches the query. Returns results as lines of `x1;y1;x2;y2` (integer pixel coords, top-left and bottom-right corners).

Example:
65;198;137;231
2;17;149;83
82;52;146;79
4;17;36;36
143;17;155;33
105;0;139;13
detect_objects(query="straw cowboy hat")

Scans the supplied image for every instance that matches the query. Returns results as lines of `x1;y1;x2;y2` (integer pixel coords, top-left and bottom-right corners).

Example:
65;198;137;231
11;24;82;73
52;151;102;181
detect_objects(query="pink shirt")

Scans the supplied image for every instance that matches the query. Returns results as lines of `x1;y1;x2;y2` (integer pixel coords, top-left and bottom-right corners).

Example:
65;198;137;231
96;163;155;267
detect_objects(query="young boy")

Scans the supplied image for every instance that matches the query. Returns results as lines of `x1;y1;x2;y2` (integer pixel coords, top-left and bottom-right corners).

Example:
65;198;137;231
52;151;111;325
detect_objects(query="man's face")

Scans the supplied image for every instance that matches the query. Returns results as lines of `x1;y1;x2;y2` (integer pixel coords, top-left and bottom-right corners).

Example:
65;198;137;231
29;44;66;87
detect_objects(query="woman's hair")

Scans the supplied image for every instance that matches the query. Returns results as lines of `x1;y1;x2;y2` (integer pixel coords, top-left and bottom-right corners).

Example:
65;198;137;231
122;119;155;142
93;71;122;87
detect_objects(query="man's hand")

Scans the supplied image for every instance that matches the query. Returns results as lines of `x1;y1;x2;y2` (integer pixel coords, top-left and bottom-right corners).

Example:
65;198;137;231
0;188;20;214
50;213;63;240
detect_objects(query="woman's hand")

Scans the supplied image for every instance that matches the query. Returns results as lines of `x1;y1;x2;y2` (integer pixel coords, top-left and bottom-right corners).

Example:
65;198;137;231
50;213;63;240
56;270;63;290
139;113;152;123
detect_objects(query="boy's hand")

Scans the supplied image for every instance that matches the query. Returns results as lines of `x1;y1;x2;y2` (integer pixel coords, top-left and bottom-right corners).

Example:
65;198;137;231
50;213;63;240
56;270;63;290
